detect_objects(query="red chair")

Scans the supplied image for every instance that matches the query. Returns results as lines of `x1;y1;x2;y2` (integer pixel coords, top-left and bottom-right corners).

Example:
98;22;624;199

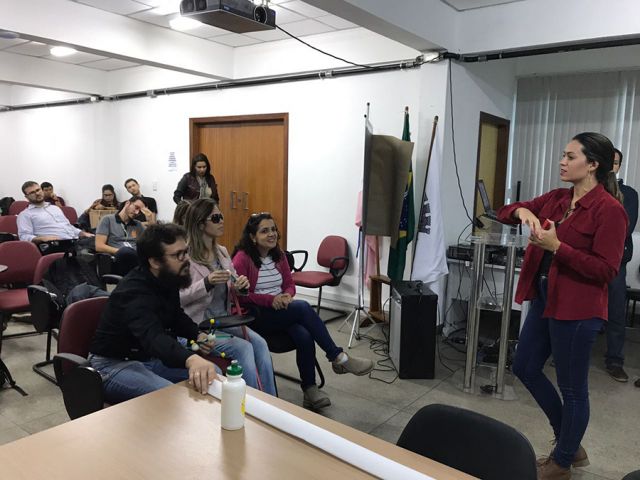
0;241;41;396
290;236;350;322
60;206;78;225
8;201;28;216
0;215;18;235
0;241;41;335
53;296;108;419
28;253;65;383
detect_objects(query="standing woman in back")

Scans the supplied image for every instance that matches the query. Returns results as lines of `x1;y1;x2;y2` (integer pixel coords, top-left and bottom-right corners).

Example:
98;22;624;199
497;132;627;480
173;153;219;204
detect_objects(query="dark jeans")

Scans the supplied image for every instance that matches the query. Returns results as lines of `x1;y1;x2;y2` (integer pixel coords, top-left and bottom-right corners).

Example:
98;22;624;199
513;277;603;469
250;300;342;390
606;262;627;367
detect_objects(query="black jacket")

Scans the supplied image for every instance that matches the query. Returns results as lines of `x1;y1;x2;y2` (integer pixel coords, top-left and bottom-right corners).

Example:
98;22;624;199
89;267;199;368
619;179;638;264
173;173;219;204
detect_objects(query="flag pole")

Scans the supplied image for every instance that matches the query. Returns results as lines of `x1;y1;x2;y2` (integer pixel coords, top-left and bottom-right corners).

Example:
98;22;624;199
410;115;439;276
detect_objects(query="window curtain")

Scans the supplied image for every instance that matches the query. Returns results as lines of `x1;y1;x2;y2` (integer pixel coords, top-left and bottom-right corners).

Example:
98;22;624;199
510;70;640;229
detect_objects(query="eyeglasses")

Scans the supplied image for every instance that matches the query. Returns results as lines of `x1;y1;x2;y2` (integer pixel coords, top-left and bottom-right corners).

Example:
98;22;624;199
163;249;189;261
206;213;224;224
25;188;41;196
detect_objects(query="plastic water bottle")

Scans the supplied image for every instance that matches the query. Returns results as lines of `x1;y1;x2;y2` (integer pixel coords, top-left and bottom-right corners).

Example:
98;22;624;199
221;360;246;430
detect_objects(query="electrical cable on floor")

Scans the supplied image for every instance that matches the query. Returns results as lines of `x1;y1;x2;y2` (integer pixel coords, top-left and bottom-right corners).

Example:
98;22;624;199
360;297;399;385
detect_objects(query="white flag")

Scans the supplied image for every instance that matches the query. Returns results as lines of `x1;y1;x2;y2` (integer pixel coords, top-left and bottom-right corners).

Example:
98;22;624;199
411;123;448;284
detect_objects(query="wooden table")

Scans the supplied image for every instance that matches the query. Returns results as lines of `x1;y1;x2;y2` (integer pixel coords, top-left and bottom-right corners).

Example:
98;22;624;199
0;383;475;480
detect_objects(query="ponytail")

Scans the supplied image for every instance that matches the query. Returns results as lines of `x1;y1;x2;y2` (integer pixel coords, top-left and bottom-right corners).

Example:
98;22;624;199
604;171;624;204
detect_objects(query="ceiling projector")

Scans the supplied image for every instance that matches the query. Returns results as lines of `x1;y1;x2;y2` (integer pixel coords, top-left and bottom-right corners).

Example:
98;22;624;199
180;0;276;33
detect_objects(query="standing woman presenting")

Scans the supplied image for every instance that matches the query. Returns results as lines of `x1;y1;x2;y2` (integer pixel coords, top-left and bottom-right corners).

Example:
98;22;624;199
173;153;220;204
497;132;627;480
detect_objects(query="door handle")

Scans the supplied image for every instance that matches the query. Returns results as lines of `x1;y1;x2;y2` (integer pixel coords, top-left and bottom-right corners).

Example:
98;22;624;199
230;191;237;209
243;192;249;210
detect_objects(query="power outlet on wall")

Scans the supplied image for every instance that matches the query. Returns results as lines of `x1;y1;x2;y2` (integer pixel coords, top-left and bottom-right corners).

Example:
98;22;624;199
152;181;158;191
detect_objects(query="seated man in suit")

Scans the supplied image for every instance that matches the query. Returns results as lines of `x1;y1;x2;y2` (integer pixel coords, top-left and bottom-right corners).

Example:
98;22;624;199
124;178;157;225
89;223;219;403
40;181;66;207
95;196;146;276
17;181;94;243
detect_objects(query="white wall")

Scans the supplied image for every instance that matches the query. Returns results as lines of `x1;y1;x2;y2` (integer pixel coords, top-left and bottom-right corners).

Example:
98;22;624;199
439;60;517;247
0;66;453;306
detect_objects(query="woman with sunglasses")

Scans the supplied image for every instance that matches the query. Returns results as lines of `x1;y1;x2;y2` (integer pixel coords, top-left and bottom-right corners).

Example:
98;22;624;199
232;213;374;410
179;199;276;395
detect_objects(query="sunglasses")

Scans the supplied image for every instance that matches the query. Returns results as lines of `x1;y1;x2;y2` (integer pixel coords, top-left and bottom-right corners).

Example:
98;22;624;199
206;213;224;224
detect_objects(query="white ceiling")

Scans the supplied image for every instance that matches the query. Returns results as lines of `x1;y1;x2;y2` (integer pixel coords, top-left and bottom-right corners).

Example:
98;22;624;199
440;0;526;11
0;1;359;73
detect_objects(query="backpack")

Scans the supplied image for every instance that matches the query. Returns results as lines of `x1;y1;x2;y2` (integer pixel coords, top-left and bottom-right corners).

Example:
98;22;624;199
42;251;106;307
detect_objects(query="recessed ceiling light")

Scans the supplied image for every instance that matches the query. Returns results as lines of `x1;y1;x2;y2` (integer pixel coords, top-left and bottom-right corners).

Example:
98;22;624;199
169;16;202;31
50;46;77;57
152;0;181;15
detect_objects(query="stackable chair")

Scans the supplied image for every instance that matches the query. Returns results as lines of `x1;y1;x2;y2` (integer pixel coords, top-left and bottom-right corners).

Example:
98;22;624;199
28;252;65;383
0;241;41;338
53;296;109;420
290;235;350;322
8;201;28;216
0;241;42;396
60;206;79;225
397;404;537;480
0;215;18;243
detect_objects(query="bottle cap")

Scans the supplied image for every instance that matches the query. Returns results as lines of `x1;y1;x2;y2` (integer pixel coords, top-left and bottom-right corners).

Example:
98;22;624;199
226;359;243;377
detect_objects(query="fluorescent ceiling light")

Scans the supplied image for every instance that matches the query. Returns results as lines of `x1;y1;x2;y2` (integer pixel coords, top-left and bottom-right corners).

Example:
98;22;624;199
169;16;202;31
152;1;181;15
50;46;77;57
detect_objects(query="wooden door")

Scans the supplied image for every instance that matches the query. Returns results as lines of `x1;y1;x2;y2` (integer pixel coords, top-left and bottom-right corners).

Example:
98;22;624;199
473;112;510;220
190;113;288;250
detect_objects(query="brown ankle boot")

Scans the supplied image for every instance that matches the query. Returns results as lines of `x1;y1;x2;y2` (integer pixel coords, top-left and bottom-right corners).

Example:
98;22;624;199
537;457;571;480
536;443;589;468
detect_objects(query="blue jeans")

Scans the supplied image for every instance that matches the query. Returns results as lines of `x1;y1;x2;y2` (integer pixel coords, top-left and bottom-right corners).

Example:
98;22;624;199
89;355;191;404
513;277;603;469
606;262;627;367
251;300;343;390
214;326;276;396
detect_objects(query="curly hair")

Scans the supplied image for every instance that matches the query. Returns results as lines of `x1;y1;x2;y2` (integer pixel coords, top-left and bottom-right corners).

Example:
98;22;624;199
232;212;282;268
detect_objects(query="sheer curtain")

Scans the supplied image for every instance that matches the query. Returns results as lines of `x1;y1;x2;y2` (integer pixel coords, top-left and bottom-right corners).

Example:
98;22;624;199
510;70;640;227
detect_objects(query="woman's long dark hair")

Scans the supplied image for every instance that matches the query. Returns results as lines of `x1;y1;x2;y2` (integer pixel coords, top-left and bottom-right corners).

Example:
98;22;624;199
190;153;212;178
101;184;119;207
232;212;282;268
572;132;622;203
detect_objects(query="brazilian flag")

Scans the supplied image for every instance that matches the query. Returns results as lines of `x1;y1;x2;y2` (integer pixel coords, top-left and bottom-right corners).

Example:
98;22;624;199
387;110;415;281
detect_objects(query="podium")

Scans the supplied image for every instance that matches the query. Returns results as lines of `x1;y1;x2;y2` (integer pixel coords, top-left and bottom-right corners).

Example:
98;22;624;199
463;230;528;397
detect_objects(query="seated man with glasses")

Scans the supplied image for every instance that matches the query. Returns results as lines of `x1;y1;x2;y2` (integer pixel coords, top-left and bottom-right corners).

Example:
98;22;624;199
89;223;220;404
17;181;94;244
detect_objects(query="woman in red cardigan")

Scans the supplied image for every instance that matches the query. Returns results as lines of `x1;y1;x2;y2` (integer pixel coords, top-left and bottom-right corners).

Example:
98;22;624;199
232;213;373;410
498;133;627;480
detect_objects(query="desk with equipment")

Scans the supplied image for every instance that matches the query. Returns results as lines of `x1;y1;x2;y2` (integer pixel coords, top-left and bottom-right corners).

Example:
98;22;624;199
0;382;473;480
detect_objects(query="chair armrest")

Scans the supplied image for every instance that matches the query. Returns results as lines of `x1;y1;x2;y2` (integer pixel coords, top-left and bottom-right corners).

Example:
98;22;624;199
102;274;122;285
53;359;105;420
28;285;62;333
54;353;91;368
0;232;17;243
288;250;308;272
329;255;350;278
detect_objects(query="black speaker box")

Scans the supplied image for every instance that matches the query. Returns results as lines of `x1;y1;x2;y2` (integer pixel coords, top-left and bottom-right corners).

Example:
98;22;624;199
389;281;438;379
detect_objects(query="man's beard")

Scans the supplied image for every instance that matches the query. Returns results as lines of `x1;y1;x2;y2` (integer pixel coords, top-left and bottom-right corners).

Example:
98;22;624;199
157;261;192;290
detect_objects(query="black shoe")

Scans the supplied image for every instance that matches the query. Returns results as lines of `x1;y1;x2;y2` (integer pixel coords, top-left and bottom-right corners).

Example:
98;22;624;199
635;378;640;388
606;365;629;383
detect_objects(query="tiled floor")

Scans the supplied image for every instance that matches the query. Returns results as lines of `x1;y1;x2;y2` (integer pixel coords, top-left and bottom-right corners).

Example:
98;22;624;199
1;311;639;479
